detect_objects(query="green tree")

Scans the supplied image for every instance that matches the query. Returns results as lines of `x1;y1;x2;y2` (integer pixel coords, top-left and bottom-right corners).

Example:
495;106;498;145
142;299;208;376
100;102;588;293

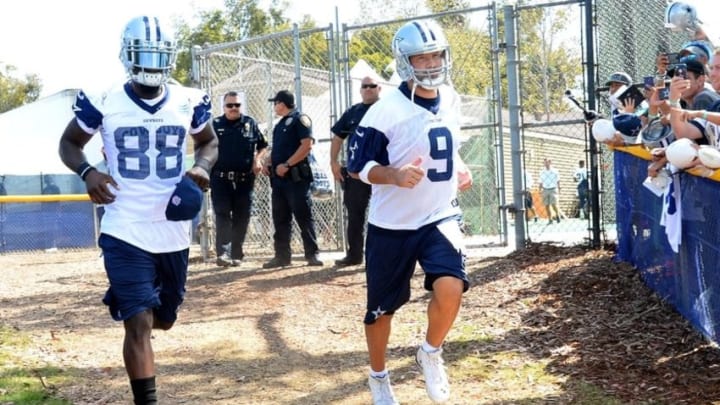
516;6;582;120
173;0;291;85
0;64;41;113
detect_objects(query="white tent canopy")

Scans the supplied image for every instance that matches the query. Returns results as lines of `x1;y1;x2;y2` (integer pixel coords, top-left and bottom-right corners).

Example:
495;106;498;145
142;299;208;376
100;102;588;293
0;89;104;175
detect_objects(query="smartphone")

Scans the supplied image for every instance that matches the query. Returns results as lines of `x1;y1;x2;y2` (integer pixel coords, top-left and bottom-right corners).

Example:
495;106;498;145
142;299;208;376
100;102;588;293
666;52;681;66
658;88;669;100
644;75;655;89
675;63;687;79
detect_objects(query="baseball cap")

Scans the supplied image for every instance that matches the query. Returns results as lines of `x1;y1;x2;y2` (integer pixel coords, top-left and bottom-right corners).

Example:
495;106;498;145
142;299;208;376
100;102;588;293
268;90;295;108
685;59;706;76
680;40;712;61
605;72;632;86
165;176;203;221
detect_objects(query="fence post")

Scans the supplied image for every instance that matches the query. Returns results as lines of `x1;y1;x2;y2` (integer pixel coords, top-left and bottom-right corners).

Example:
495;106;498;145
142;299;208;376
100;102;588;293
504;2;526;250
584;0;601;248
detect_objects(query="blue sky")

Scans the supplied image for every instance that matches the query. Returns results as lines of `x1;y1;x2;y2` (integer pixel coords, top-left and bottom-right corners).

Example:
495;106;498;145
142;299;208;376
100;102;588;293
0;0;717;98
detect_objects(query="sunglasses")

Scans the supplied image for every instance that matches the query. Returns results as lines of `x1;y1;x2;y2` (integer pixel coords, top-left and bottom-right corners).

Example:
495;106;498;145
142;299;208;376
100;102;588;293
225;103;241;108
361;84;378;89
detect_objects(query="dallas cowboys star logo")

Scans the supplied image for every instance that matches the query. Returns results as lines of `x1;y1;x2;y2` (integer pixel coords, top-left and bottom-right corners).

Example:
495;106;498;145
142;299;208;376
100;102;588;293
371;306;386;320
349;141;358;161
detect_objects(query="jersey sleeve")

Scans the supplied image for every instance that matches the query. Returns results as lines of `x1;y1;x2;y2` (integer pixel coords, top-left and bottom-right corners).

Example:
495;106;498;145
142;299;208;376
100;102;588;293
190;91;213;134
346;125;389;173
72;90;104;133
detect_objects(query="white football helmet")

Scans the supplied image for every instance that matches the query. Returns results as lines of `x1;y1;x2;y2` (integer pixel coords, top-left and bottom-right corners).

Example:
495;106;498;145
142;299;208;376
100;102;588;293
665;138;699;169
591;118;616;142
120;16;178;87
664;2;701;33
392;19;451;90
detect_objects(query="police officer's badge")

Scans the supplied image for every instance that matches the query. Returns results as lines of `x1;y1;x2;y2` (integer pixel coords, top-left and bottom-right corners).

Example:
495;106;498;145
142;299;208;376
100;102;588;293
300;114;312;128
284;117;294;126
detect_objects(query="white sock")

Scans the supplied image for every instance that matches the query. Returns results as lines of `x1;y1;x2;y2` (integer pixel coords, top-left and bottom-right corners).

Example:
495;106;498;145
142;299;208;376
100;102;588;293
370;369;388;379
422;341;440;353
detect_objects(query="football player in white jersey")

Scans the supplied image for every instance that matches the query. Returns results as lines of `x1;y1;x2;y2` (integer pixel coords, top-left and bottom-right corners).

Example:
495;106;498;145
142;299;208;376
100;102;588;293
58;16;218;404
347;19;473;405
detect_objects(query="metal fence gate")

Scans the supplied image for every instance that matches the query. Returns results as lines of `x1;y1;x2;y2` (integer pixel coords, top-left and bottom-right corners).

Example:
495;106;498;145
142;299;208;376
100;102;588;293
189;0;625;261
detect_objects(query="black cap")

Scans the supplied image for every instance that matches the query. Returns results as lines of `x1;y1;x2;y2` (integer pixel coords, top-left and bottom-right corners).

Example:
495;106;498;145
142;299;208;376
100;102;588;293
268;90;295;108
685;59;706;76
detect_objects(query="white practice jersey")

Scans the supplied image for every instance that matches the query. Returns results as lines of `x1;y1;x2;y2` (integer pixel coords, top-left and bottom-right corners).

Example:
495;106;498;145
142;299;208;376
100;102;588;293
347;83;463;230
73;82;212;253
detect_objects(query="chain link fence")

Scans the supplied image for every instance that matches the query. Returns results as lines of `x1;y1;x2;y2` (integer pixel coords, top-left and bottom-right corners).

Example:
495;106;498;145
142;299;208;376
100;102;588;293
6;0;688;256
193;24;342;259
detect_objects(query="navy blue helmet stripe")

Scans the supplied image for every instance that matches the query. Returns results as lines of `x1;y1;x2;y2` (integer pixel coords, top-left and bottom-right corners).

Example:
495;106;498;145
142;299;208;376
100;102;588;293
412;21;438;43
142;16;151;41
412;21;427;42
153;17;161;41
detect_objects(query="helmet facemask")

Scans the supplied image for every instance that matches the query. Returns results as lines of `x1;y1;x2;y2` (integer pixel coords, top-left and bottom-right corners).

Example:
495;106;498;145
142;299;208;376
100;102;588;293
120;16;178;87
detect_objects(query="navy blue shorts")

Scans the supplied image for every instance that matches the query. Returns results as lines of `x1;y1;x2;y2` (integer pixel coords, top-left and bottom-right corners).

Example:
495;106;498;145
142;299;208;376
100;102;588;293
99;234;189;323
363;216;470;324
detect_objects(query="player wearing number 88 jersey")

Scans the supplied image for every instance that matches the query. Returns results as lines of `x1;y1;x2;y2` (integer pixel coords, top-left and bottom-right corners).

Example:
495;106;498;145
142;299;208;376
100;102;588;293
59;15;218;404
346;18;472;405
71;84;213;251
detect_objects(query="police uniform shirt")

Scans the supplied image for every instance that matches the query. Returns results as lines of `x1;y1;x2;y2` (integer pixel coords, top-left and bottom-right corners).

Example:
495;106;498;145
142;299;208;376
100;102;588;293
212;115;267;174
270;110;313;167
331;103;373;157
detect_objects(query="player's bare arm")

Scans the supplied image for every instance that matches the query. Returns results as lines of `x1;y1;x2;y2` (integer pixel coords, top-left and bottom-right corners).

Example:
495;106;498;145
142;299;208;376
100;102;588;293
187;124;219;190
367;158;426;189
59;118;118;204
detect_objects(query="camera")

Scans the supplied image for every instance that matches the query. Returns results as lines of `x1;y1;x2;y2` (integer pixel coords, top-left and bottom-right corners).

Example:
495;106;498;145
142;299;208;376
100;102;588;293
643;75;655;89
675;63;687;79
658;88;669;100
666;52;681;66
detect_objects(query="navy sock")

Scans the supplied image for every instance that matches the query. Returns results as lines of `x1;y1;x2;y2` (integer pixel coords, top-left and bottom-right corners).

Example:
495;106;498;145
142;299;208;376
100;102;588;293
130;376;157;405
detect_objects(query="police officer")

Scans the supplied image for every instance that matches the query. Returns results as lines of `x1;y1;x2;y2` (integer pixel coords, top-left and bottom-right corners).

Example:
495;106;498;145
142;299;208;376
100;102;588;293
211;91;268;267
262;90;323;268
329;76;380;266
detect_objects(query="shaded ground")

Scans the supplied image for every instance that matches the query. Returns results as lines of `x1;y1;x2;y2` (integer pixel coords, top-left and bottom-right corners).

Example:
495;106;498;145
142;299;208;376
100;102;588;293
1;243;719;404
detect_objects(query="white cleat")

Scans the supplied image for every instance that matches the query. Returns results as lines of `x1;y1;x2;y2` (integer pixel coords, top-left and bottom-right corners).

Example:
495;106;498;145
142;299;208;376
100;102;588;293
416;347;450;403
368;374;400;405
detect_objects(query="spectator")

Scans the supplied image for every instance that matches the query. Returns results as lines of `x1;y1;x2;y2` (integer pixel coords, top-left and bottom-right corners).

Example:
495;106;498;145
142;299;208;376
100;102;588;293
261;90;323;268
539;158;562;224
573;160;589;219
42;175;61;251
210;91;268;267
524;170;537;222
329;76;380;266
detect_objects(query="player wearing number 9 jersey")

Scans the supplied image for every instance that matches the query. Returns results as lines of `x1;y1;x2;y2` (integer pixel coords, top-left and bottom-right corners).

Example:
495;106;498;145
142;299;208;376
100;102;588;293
58;15;218;404
346;19;473;405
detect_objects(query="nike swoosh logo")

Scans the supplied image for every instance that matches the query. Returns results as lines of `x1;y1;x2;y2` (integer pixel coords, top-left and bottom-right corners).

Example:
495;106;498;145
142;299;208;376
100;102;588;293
355;129;364;137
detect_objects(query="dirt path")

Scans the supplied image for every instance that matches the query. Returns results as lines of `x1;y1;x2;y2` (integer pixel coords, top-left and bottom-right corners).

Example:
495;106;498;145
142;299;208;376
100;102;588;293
2;244;720;404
